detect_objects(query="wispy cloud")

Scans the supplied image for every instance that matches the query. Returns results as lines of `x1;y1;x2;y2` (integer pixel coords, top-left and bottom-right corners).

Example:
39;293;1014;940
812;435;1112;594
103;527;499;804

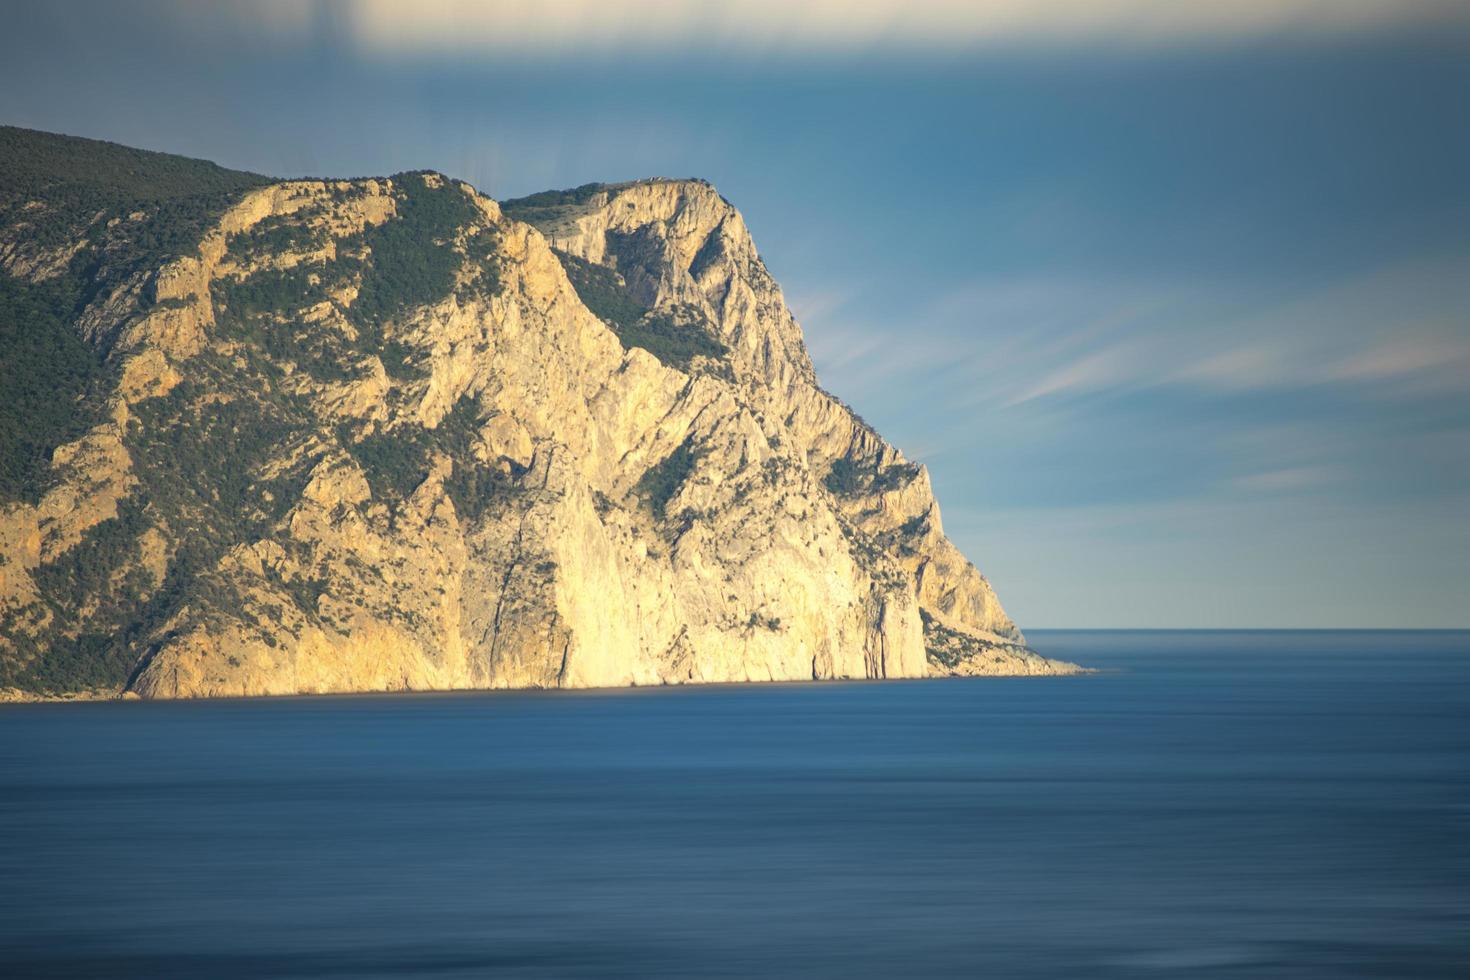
800;273;1177;406
1005;345;1140;406
1234;466;1335;493
998;315;1470;406
798;255;1468;544
1327;336;1469;386
916;257;1470;409
191;0;1470;56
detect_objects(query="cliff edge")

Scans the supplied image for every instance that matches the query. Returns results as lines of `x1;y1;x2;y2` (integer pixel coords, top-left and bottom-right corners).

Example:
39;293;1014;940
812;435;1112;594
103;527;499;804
0;129;1079;698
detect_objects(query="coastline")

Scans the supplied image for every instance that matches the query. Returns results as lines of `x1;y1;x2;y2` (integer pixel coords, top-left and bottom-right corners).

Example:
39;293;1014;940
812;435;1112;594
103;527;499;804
0;663;1091;705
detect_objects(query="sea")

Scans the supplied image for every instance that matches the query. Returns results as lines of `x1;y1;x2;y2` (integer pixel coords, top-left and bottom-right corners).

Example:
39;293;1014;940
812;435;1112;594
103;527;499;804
1;630;1466;978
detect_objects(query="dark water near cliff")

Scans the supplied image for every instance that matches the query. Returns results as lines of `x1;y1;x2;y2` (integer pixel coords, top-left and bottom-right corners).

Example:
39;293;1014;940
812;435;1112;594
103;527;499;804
1;631;1467;978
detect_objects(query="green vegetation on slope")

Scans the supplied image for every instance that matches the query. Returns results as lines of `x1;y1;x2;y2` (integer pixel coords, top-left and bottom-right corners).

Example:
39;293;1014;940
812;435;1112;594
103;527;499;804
29;498;149;612
337;423;432;502
211;265;355;382
0;274;100;501
920;609;969;669
825;457;921;498
553;249;726;372
635;439;701;518
504;181;731;374
129;364;313;534
0;126;270;211
555;249;645;326
0;344;320;693
0;125;271;261
12;496;158;692
0;128;272;504
500;182;607;226
0;128;282;689
225;213;327;262
618;309;727;373
337;395;515;522
434;397;519;523
0;133;526;695
349;172;492;328
212;172;501;383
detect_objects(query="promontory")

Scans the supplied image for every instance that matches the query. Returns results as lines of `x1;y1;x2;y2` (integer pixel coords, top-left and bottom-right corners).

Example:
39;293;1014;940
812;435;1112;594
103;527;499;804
0;127;1078;699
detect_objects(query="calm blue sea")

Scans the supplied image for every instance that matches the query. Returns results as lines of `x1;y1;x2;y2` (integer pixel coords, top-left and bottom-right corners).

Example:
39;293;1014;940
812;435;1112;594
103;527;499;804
0;631;1466;978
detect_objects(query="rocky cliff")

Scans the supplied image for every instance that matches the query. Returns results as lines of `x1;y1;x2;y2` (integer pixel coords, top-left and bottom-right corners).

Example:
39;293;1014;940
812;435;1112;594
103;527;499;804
0;127;1078;699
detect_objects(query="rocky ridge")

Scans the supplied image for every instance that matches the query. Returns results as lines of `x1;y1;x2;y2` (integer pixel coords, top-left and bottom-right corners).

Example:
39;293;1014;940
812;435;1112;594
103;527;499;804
0;129;1080;698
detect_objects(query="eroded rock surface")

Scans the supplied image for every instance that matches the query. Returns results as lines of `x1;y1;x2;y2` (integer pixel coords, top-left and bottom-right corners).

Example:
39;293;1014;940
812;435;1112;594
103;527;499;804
0;131;1078;698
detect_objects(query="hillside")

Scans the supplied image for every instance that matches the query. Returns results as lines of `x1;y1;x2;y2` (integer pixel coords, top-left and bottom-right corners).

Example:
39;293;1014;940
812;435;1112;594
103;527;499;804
0;127;1077;698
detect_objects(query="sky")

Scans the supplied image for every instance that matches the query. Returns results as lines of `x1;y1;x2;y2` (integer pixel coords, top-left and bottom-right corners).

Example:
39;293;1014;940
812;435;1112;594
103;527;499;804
2;1;1467;627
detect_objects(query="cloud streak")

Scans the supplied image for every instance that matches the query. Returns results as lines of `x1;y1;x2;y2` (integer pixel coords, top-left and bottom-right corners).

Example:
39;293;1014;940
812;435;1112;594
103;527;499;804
219;0;1470;56
939;258;1470;408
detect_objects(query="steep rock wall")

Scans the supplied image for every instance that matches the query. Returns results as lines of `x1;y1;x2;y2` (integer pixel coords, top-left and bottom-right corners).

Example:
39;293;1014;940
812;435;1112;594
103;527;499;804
1;156;1076;698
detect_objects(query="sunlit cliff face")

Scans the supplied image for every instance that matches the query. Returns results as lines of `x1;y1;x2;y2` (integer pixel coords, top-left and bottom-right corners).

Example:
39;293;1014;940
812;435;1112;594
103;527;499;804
0;127;1086;697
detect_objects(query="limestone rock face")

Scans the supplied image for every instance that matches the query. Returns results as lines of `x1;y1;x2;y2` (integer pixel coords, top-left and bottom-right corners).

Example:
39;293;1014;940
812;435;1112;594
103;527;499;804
506;180;1036;662
0;141;1077;698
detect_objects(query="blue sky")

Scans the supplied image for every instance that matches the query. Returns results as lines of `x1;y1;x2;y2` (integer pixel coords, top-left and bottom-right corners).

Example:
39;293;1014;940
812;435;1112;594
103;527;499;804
3;1;1467;627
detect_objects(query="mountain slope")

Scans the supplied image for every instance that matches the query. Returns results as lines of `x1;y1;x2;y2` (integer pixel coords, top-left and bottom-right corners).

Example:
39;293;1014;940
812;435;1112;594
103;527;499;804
0;128;1077;698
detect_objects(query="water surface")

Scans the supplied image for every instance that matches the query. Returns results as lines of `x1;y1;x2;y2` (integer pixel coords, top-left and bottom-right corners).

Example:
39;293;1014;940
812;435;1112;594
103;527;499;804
1;630;1466;977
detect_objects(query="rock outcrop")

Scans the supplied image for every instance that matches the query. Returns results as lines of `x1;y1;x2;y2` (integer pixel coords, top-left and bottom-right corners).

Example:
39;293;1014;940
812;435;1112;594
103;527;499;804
0;129;1078;698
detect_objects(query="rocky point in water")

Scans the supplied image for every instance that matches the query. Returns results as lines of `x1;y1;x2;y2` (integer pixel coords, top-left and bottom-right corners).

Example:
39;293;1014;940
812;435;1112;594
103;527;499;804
0;126;1080;700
